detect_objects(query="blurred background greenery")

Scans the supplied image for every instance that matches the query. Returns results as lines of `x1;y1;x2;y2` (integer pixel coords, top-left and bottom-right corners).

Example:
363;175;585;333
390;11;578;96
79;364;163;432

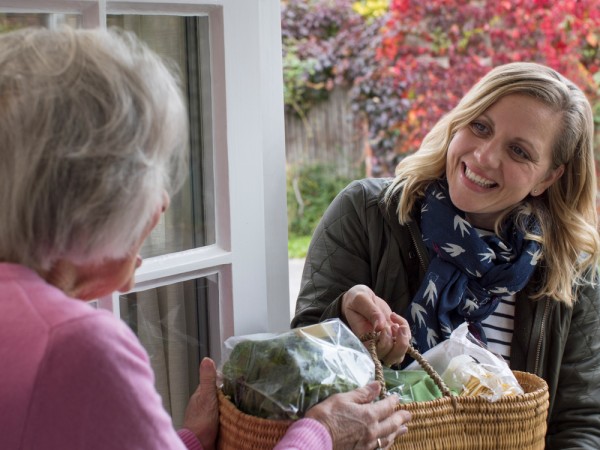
287;164;358;257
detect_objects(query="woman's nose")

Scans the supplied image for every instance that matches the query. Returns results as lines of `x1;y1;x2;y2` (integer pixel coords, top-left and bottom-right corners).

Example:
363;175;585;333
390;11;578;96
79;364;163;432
474;139;501;168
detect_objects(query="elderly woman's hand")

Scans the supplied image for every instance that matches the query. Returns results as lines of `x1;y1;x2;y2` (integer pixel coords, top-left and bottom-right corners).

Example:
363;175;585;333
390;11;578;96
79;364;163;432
183;358;219;450
341;284;411;366
305;381;411;450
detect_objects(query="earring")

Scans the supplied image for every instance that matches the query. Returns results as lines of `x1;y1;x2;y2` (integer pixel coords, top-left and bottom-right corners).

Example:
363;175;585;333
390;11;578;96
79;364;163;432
532;189;538;195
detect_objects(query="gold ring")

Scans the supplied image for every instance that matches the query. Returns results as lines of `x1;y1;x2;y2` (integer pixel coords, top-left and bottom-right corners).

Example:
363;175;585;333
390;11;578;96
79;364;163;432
376;437;383;449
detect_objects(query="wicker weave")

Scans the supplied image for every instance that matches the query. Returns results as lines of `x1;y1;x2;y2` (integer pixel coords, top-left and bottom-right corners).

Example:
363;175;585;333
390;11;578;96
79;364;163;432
217;370;548;450
217;389;292;450
389;370;549;449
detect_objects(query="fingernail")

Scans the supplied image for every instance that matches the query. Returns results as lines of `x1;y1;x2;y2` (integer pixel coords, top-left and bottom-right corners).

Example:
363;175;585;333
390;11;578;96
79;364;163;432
367;381;381;395
400;326;410;337
200;357;213;368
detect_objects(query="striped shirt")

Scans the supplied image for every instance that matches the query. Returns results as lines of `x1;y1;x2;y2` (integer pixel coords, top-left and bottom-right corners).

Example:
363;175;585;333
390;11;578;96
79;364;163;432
475;228;516;364
480;295;515;363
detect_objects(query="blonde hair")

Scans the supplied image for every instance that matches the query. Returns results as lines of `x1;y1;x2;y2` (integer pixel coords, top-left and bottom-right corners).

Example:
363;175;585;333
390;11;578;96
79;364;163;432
385;62;599;305
0;27;188;272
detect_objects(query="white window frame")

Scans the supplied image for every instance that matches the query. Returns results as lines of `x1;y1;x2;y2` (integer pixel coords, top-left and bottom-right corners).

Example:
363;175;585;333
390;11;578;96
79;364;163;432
1;0;290;363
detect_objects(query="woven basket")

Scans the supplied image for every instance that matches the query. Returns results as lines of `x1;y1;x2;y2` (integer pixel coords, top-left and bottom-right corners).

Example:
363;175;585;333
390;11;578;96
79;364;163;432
218;337;549;450
388;370;549;450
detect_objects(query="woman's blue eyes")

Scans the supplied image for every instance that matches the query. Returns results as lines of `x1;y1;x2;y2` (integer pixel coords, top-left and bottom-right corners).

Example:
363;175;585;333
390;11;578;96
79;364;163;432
469;121;531;161
510;145;530;160
471;121;488;134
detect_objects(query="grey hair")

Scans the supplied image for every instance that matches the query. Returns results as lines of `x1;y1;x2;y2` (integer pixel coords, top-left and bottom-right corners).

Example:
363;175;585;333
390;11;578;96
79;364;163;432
0;27;189;272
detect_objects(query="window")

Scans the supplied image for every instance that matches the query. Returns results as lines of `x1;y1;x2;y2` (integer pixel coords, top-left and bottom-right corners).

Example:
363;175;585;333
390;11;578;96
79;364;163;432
1;0;289;427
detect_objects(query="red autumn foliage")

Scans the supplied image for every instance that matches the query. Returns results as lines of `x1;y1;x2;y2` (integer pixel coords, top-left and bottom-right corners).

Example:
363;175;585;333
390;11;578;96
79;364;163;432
281;0;600;177
379;0;600;169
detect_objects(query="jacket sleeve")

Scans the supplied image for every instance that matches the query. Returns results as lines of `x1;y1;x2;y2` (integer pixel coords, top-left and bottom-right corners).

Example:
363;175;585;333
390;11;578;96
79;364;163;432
291;180;374;328
546;276;600;449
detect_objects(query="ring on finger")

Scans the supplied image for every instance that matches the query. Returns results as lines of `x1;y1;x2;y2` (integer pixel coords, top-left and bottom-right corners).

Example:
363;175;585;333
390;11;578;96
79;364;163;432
375;437;383;450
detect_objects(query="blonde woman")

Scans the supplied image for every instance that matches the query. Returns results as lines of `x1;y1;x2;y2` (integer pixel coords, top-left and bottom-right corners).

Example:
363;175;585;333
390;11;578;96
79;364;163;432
293;62;600;448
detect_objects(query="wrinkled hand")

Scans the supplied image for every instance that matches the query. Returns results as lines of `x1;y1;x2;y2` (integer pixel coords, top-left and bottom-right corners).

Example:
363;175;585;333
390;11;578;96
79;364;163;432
342;284;411;366
183;357;219;450
305;381;411;450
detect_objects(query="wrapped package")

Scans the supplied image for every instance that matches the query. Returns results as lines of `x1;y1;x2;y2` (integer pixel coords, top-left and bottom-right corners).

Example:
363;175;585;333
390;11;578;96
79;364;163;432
405;322;523;402
442;353;523;401
220;319;375;420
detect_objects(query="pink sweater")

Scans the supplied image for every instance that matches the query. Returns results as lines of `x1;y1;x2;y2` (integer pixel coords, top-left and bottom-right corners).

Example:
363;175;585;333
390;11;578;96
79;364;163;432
0;263;331;450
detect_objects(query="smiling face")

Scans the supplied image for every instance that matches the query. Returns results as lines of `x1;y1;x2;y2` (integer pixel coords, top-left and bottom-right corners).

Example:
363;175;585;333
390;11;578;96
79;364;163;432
445;94;565;229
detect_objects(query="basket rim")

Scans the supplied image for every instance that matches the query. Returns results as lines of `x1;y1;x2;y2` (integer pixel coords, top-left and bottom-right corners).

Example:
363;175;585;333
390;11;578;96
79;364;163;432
218;389;295;426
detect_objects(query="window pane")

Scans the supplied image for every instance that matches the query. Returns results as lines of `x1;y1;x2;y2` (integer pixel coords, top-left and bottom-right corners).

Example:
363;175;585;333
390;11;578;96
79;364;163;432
107;15;216;256
0;13;80;30
119;275;218;428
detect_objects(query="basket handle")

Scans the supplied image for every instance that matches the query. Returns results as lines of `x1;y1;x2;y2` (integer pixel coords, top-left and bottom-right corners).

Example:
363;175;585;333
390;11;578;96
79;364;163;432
360;331;454;402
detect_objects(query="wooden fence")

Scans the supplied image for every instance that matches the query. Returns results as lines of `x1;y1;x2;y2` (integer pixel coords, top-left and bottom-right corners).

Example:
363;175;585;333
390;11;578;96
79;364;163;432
284;87;366;178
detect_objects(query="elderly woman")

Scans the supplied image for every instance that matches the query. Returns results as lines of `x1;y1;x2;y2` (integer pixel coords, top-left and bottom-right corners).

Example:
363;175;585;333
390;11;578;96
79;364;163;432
293;61;600;449
0;27;410;450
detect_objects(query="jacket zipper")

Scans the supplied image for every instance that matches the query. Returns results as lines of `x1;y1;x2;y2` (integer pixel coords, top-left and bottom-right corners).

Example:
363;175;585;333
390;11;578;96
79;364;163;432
533;298;550;374
407;220;428;274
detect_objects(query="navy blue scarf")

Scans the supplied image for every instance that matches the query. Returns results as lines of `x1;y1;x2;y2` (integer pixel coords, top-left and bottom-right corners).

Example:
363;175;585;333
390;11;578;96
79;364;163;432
406;180;541;355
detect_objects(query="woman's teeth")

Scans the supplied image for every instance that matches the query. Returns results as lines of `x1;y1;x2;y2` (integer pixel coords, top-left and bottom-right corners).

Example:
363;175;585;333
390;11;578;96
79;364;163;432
465;166;496;188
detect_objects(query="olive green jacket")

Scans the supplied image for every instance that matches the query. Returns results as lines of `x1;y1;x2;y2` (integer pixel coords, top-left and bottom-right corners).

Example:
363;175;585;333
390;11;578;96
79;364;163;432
292;178;600;449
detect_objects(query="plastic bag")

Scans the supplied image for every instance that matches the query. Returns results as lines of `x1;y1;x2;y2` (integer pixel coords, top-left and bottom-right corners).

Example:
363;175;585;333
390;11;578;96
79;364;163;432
220;319;375;420
384;368;453;403
405;322;523;401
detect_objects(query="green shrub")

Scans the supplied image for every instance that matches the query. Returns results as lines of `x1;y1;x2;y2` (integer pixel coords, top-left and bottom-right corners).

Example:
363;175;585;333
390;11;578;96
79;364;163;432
288;235;313;259
287;164;357;246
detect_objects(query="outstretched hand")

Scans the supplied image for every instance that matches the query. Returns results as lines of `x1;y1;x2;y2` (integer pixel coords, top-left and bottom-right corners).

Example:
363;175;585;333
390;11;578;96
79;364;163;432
305;381;411;449
342;284;411;366
183;357;219;450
